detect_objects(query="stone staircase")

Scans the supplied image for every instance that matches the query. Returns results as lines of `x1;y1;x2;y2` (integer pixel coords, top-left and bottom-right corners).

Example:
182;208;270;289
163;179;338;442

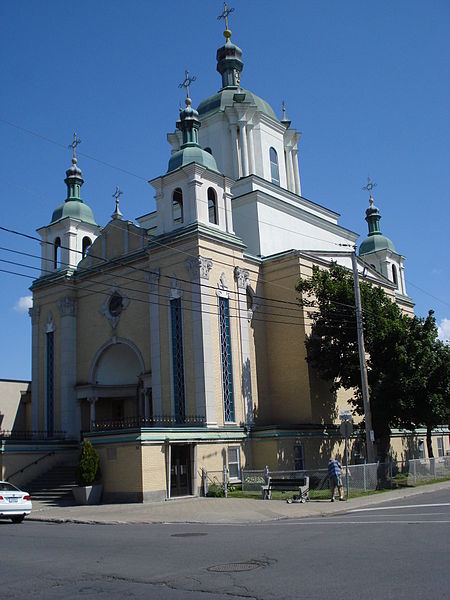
25;463;78;507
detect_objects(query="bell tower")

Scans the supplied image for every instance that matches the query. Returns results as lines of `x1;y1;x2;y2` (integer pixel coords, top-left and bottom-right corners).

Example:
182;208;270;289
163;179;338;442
37;134;101;275
146;83;235;236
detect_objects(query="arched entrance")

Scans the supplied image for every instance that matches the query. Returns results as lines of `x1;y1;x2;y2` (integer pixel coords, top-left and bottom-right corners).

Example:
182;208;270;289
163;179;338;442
77;339;147;431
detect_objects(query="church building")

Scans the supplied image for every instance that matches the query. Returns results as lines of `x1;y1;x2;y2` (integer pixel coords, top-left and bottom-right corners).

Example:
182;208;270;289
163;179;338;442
27;17;421;502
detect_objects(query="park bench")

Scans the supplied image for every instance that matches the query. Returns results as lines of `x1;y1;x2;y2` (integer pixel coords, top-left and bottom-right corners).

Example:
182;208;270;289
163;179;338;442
261;476;309;502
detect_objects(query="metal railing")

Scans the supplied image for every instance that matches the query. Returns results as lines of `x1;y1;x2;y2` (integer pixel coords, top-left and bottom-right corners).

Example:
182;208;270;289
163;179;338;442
0;430;67;440
6;451;56;482
91;415;206;431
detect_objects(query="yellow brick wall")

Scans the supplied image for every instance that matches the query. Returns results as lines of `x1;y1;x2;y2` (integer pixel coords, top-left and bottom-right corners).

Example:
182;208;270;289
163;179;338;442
141;444;167;494
95;442;143;500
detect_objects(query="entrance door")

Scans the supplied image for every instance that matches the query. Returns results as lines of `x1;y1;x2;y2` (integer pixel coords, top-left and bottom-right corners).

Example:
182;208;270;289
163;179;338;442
170;444;191;497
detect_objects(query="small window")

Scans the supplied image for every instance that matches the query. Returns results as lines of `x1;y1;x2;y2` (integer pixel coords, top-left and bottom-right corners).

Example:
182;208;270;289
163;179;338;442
392;264;398;286
269;147;280;186
172;188;183;224
204;147;212;154
228;447;241;480
294;444;304;470
54;237;61;269
418;439;425;459
437;438;444;458
207;187;217;224
82;236;92;258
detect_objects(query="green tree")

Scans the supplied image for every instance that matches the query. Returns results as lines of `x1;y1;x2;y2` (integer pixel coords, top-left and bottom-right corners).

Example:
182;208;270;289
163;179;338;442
399;312;450;457
297;263;412;459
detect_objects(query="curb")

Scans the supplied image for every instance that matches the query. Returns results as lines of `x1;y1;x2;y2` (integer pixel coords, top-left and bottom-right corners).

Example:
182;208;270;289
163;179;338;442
25;480;449;526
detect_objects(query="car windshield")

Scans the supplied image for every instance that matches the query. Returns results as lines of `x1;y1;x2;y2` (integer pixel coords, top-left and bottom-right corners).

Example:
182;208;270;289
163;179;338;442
0;482;20;492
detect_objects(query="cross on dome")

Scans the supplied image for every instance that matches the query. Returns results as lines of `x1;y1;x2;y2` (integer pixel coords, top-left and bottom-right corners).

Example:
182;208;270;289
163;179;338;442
178;70;197;103
362;176;377;197
68;132;82;162
218;2;234;41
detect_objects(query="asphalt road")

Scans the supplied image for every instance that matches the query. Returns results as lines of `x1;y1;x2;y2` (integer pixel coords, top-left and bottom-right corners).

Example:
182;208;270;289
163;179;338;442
1;489;448;599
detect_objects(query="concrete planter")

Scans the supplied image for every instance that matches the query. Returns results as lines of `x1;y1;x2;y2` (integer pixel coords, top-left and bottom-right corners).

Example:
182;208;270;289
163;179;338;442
72;484;103;505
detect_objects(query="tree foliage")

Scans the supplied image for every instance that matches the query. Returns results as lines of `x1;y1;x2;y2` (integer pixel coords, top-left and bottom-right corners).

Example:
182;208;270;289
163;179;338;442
398;312;450;457
75;440;100;486
297;263;449;457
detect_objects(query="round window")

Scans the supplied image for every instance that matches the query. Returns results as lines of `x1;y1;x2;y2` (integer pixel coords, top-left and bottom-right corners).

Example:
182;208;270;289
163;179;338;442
108;293;123;317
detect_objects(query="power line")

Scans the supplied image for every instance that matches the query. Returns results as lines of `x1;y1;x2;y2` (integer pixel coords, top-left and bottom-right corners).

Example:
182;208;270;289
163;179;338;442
0;251;357;327
0;118;148;181
1;263;358;330
3;116;445;312
0;223;361;315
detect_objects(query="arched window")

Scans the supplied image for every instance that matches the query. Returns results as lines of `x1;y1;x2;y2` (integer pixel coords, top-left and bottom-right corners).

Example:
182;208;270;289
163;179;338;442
172;188;183;224
82;236;92;258
53;237;61;269
204;147;212;155
208;187;218;224
269;147;280;186
392;264;398;286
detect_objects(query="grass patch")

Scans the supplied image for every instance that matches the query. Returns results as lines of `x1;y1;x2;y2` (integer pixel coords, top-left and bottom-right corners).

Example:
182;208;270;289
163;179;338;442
225;476;449;501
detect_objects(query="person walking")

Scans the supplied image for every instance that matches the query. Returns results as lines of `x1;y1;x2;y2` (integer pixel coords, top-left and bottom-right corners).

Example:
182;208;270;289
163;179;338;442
328;457;345;501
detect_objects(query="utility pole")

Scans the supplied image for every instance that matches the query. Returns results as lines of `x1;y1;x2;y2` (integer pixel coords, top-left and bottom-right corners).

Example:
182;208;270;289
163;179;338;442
351;251;375;463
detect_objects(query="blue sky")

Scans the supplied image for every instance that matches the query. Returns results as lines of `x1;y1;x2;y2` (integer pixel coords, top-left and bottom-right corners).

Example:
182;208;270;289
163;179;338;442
1;0;449;380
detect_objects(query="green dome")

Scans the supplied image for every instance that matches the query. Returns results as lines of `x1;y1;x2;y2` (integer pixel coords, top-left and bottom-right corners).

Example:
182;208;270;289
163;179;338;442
359;196;396;256
168;145;220;174
51;199;97;225
197;88;277;121
359;233;396;255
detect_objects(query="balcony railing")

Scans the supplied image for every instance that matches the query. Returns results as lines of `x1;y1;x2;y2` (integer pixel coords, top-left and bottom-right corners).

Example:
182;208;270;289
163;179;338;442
91;415;206;432
0;430;67;441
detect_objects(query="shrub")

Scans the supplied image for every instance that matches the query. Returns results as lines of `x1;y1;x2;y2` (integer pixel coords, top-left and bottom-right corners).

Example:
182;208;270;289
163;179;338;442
206;483;225;497
75;440;100;486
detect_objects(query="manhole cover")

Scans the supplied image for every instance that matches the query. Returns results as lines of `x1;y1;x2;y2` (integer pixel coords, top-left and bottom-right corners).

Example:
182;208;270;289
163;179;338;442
207;562;261;573
171;533;208;538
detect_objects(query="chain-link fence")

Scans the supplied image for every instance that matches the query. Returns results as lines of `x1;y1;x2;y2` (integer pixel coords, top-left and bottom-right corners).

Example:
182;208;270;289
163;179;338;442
241;458;450;496
200;457;449;498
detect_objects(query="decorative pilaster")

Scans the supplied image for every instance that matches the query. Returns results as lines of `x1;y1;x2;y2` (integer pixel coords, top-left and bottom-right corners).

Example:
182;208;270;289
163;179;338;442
247;125;255;175
185;256;216;425
286;149;295;193
43;312;55;437
147;269;162;416
239;122;249;177
234;267;253;425
292;148;301;195
57;295;79;438
229;124;240;179
88;397;98;431
29;304;40;434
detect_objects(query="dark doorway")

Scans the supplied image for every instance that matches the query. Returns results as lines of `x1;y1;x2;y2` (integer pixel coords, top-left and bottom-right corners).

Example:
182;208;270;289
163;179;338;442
170;444;191;497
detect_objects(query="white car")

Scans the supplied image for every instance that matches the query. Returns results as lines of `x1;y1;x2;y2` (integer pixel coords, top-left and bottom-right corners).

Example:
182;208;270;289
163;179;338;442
0;481;32;523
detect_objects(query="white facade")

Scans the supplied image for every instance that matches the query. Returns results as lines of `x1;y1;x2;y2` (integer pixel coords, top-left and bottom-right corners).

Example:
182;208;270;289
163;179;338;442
37;218;100;275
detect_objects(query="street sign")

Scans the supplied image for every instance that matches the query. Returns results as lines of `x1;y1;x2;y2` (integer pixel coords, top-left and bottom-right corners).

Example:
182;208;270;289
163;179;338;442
339;409;352;422
340;420;353;436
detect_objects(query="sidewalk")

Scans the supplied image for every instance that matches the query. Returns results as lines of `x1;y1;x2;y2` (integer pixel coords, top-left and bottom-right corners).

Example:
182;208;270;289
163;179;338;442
28;480;450;526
